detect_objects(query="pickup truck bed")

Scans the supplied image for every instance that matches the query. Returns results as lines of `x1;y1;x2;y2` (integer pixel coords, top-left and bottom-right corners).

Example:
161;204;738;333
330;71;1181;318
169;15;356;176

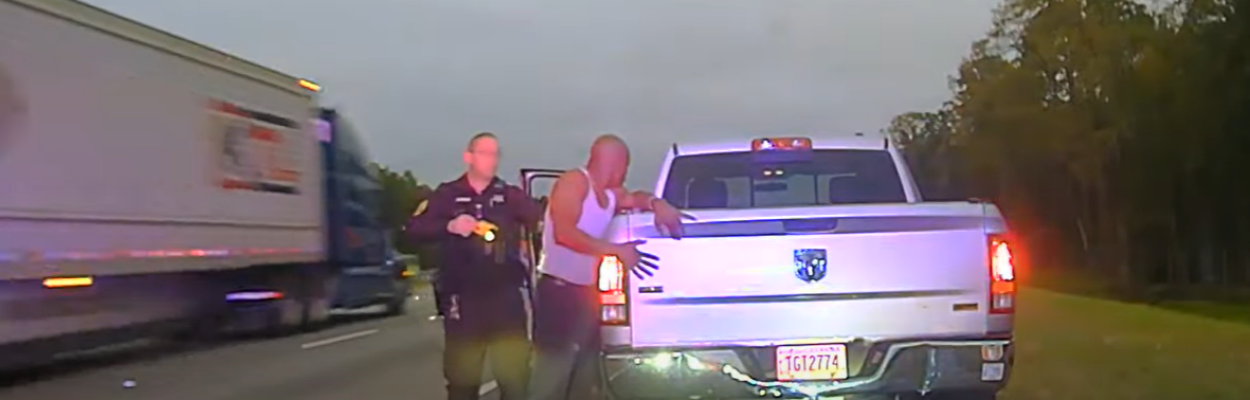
620;202;1008;349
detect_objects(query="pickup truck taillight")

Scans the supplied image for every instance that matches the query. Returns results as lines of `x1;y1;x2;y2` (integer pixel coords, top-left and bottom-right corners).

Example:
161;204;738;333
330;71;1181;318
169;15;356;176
988;234;1016;314
597;255;629;325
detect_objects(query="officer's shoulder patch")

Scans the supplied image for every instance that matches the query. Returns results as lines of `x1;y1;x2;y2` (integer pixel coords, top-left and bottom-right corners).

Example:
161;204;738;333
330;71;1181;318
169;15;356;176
412;199;429;216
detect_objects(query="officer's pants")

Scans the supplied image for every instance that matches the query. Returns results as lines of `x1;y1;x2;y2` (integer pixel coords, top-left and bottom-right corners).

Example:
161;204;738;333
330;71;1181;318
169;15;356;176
528;275;602;400
433;282;446;317
443;287;530;400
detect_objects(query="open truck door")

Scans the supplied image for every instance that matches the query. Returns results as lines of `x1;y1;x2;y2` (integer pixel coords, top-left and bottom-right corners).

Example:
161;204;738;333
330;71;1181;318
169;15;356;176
519;168;563;273
519;168;562;341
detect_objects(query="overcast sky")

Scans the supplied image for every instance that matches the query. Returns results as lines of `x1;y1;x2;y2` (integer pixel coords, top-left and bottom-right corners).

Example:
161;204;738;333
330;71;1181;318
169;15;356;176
85;0;1000;188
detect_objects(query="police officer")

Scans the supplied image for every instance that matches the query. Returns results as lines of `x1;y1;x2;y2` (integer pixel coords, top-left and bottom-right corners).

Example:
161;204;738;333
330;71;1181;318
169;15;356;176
407;132;542;400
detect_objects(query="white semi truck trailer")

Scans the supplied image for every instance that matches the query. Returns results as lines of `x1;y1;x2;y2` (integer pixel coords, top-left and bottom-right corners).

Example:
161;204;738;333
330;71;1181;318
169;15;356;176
0;0;409;369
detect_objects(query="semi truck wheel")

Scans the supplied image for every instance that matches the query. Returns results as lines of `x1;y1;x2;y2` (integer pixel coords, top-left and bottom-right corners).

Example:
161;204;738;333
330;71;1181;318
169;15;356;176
300;273;337;331
271;268;310;335
231;265;316;337
383;296;407;316
383;279;409;316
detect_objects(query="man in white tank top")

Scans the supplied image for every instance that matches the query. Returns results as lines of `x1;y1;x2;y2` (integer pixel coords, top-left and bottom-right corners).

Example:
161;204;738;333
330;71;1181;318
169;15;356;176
528;134;689;400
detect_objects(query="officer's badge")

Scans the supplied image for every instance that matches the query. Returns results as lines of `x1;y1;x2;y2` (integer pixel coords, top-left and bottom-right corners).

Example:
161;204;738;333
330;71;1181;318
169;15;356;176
412;199;429;217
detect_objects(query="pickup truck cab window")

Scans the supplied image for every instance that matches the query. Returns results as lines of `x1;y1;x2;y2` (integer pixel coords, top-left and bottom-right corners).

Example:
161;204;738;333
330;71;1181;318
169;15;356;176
661;149;907;209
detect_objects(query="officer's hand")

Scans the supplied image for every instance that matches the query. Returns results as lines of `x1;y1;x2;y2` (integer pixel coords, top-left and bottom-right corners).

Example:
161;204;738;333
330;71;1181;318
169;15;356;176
613;240;660;280
446;214;478;237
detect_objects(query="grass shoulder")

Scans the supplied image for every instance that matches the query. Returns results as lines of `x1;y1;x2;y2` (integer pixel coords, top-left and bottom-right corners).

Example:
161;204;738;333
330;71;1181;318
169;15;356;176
1003;288;1250;400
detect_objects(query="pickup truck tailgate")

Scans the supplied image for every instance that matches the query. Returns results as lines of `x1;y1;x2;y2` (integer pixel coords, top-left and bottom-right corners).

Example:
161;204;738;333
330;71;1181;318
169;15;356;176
624;203;997;348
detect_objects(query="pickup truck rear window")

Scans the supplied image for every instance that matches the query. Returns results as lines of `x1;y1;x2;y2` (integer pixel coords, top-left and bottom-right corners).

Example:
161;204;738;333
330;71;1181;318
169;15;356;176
661;149;907;209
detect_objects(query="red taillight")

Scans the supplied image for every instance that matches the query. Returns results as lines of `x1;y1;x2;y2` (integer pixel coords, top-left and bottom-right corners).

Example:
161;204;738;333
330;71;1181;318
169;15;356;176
597;255;628;325
988;235;1016;314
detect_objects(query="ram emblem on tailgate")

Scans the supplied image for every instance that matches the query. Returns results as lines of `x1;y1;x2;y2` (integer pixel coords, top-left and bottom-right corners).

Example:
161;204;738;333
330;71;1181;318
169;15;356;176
794;249;828;283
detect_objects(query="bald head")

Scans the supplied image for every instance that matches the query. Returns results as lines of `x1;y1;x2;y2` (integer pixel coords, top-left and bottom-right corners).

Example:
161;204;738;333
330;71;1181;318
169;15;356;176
586;134;631;188
591;134;629;159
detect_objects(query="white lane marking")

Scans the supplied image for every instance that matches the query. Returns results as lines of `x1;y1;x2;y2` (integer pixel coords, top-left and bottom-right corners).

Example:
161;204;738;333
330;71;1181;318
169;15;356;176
300;329;380;349
479;380;498;395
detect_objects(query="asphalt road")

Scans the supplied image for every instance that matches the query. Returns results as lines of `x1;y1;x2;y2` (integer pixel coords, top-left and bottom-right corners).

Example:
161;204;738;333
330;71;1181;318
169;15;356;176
0;289;502;400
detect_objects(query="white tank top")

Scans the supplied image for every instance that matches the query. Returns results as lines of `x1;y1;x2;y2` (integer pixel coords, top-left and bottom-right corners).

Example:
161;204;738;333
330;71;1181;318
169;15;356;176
538;168;617;285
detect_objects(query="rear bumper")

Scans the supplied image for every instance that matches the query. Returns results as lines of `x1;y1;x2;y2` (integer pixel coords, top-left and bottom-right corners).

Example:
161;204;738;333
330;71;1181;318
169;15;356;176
602;337;1012;399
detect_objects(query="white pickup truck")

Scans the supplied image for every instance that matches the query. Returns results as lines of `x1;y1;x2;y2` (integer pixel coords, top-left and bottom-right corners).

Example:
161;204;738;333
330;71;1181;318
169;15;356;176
522;134;1015;400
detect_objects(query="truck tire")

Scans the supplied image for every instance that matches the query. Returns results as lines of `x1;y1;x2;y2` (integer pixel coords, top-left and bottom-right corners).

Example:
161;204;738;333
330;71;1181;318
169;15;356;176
299;291;333;331
242;264;321;337
273;268;312;335
385;282;410;317
299;268;337;331
381;275;411;316
383;293;408;316
172;272;228;343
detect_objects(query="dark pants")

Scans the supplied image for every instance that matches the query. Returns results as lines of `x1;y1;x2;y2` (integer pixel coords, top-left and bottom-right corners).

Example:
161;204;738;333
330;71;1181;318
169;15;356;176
529;275;601;400
443;287;531;400
433;283;446;317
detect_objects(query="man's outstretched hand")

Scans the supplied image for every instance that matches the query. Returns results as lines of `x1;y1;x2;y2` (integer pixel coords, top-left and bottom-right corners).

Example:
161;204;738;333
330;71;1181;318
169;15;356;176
632;250;660;279
653;201;696;239
614;240;660;279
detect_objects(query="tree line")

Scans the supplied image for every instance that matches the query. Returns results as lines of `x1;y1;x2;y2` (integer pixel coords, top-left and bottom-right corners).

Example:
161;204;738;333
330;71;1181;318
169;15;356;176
373;164;433;258
886;0;1250;299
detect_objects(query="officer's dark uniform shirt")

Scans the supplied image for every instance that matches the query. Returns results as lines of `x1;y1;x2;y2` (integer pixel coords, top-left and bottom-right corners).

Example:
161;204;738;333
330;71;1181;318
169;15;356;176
406;175;541;295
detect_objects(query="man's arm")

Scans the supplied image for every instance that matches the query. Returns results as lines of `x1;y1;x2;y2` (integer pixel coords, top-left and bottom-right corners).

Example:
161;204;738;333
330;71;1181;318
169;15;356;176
505;184;544;226
611;188;665;212
405;183;459;243
550;171;619;257
611;187;690;239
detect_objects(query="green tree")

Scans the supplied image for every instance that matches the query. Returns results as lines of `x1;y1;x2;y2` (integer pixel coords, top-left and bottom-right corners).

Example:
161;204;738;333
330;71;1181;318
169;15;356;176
885;106;963;200
372;163;433;255
889;0;1250;298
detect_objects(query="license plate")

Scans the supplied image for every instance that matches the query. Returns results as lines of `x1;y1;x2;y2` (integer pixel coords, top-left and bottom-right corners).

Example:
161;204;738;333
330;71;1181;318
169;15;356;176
775;344;848;381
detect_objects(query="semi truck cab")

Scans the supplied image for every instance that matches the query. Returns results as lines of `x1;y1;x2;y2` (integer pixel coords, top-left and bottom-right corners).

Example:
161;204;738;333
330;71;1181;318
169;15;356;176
316;109;410;316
